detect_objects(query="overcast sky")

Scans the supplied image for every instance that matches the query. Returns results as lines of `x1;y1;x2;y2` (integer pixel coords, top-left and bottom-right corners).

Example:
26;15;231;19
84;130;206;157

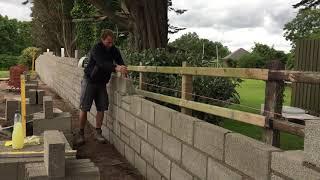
0;0;299;52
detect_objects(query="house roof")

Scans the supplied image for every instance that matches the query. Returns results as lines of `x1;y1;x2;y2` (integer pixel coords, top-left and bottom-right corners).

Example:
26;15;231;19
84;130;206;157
222;48;250;61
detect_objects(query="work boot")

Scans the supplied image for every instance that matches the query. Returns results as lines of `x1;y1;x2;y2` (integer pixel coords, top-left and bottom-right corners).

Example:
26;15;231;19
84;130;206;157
75;129;85;146
95;128;106;144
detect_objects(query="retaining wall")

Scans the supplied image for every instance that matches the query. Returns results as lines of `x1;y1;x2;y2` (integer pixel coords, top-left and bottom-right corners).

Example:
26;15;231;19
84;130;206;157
36;53;320;180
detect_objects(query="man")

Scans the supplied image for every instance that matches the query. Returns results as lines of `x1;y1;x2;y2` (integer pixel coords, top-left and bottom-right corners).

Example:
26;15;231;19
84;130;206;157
77;29;128;145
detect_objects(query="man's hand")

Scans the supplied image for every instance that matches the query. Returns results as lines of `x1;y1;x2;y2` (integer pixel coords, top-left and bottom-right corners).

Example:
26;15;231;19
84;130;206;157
115;65;128;75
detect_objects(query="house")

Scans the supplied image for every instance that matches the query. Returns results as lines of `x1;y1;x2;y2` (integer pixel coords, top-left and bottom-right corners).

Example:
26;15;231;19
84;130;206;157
222;48;250;67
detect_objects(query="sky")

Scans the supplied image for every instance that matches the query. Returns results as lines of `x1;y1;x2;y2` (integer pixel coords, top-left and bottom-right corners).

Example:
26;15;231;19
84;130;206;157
0;0;300;52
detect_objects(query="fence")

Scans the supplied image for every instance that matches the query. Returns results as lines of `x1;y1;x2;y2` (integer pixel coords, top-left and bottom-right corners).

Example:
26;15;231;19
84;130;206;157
128;60;320;147
292;39;320;116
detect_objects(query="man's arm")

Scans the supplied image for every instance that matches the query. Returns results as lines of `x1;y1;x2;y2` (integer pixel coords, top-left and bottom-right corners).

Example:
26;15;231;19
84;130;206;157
114;48;125;66
91;45;116;72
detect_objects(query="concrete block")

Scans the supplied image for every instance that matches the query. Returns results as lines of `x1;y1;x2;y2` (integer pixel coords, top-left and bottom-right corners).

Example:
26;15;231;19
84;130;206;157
37;90;45;105
121;125;131;137
272;150;320;180
136;118;147;139
131;95;142;117
130;131;141;153
33;112;72;135
172;113;199;145
154;150;171;179
304;120;320;167
208;158;242;180
25;84;37;93
101;125;110;141
135;153;147;177
141;99;155;124
147;125;163;150
0;161;18;180
118;78;135;95
5;99;19;121
225;133;279;180
162;133;181;163
44;130;65;178
171;162;192;180
194;122;230;160
43;96;53;119
121;101;130;111
141;140;155;165
155;105;174;134
114;136;125;156
123;111;135;130
28;89;37;104
182;144;207;180
147;164;161;180
114;120;121;137
125;144;135;165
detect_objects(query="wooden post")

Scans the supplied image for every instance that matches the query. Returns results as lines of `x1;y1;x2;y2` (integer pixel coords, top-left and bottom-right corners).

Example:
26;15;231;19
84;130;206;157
20;75;26;137
181;61;193;115
263;60;285;147
139;62;145;90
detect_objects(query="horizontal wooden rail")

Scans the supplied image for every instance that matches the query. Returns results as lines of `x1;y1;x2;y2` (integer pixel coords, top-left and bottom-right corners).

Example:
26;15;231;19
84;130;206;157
136;89;266;127
128;66;320;83
271;118;305;137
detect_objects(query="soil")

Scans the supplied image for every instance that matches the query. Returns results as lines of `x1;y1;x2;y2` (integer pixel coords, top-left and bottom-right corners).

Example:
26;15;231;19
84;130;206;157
0;80;143;180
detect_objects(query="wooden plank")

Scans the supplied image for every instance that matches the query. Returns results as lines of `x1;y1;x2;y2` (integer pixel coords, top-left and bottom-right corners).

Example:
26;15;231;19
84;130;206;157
128;66;269;80
310;40;316;112
136;89;266;127
306;40;313;110
316;40;320;114
20;74;26;138
269;70;320;83
291;40;300;107
139;62;145;90
271;118;305;137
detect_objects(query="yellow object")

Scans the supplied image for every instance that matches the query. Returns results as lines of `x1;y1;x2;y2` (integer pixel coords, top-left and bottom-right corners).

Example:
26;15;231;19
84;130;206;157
20;74;26;137
5;136;41;147
12;122;24;149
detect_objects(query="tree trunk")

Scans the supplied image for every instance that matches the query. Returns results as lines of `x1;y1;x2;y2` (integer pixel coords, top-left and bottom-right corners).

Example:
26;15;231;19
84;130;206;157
126;0;168;50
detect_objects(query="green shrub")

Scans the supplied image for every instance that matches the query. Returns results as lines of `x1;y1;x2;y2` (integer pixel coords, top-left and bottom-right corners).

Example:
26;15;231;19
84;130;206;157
18;47;41;69
237;53;266;68
0;54;20;70
122;48;240;124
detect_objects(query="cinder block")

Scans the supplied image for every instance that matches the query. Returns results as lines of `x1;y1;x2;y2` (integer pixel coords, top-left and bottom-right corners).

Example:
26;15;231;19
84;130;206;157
5;99;19;121
25;84;37;93
44;130;65;178
154;150;171;179
101;125;110;141
114;120;121;137
141;140;155;165
304;120;320;167
131;95;142;117
155;106;174;134
43;96;53;119
123;111;135;130
33;112;72;135
225;133;279;180
162;133;181;163
114;136;125;156
28;89;37;104
0;161;18;180
271;173;285;180
182;144;207;180
194;122;230;160
121;101;130;111
208;158;242;180
171;162;192;180
130;132;141;153
147;125;162;150
37;90;45;105
118;78;135;95
272;150;320;180
121;125;131;137
135;153;147;177
141;99;155;124
172;113;199;145
125;144;135;165
136;118;147;139
147;164;161;180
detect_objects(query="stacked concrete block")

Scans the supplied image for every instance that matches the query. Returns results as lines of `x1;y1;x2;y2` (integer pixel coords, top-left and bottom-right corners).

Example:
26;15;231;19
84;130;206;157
28;89;37;105
25;84;37;98
44;130;66;178
43;96;54;119
304;120;320;168
37;90;45;105
5;99;19;121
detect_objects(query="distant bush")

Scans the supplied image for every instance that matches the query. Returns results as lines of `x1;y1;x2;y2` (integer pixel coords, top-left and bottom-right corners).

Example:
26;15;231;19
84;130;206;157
0;54;20;70
18;47;41;69
237;53;266;68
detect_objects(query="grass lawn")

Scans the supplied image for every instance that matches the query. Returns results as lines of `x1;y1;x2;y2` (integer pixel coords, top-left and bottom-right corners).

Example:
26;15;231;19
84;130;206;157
221;79;304;150
0;71;9;78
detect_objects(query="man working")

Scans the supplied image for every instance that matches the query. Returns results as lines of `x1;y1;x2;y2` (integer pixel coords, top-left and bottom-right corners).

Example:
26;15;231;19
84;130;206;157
77;29;128;145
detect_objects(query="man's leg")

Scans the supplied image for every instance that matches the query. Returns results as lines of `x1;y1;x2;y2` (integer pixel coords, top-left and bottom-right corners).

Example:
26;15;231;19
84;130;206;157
94;85;108;143
96;111;104;129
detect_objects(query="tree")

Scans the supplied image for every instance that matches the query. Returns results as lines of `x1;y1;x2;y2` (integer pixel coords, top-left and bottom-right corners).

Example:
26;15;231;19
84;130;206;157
284;9;320;47
18;47;41;69
293;0;320;9
169;32;230;63
27;0;76;57
252;43;288;66
238;53;266;68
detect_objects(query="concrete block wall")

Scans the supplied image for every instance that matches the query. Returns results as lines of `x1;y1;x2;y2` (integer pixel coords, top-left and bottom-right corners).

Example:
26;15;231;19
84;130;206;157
36;54;320;180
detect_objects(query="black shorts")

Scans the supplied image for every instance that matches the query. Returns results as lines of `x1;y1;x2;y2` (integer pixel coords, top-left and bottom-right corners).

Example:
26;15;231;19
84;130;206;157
79;78;109;112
